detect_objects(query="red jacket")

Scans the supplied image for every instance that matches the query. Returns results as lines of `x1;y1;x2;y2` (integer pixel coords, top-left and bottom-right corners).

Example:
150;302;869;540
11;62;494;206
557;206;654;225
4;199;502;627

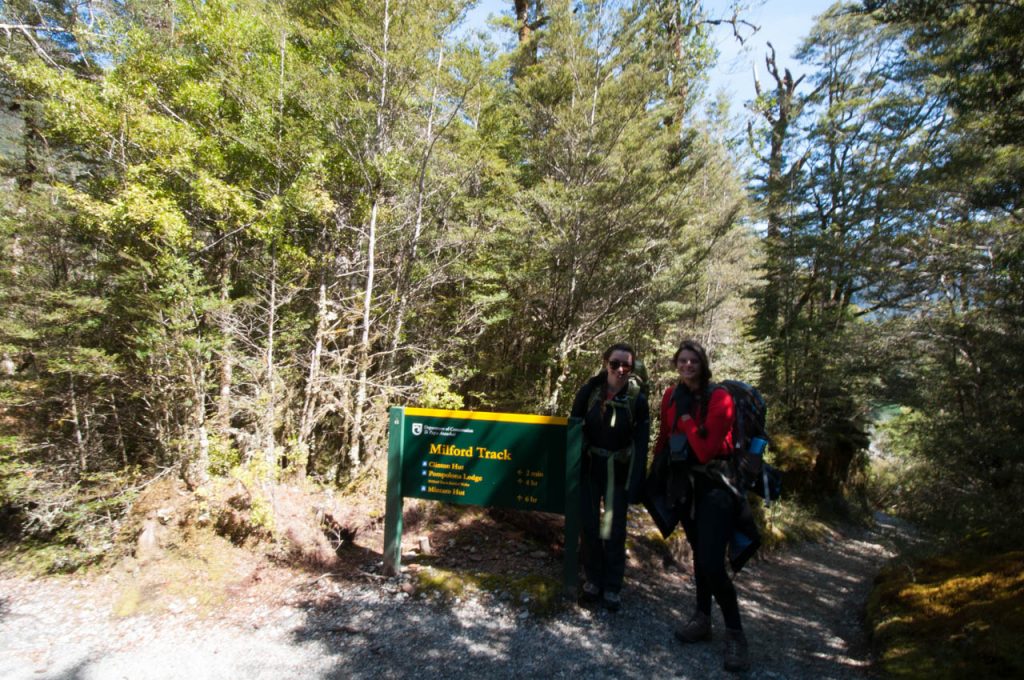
653;384;734;464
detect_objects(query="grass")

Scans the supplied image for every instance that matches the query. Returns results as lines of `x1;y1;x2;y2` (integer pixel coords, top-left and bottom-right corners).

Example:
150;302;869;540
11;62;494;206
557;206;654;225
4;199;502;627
753;497;835;551
867;549;1024;679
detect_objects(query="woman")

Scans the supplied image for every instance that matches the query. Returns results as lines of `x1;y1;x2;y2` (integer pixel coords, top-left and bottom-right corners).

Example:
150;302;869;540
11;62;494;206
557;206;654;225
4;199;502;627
570;342;649;612
652;339;750;672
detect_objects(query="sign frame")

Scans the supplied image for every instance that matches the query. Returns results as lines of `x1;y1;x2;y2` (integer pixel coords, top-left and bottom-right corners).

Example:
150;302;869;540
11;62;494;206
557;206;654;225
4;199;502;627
382;406;583;595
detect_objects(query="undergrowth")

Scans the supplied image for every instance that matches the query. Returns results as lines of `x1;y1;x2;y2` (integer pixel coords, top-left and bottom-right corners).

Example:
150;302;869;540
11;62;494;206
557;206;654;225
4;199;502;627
867;548;1024;679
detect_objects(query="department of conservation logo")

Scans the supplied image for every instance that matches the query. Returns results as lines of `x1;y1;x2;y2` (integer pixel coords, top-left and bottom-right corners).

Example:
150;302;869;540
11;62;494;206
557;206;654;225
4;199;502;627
408;421;474;437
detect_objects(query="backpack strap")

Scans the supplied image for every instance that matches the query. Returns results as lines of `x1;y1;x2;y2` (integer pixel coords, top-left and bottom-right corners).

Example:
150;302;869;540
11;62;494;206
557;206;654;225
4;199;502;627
661;385;674;412
623;379;641;426
587;379;641;429
585;380;641;541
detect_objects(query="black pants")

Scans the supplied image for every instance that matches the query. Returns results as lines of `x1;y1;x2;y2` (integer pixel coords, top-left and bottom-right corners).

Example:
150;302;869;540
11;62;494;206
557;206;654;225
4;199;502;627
580;453;629;594
690;486;742;630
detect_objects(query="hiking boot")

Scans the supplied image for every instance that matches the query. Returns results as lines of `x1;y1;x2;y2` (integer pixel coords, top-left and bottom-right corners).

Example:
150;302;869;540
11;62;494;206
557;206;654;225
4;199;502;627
723;628;750;673
602;591;621;612
674;611;712;643
578;581;601;606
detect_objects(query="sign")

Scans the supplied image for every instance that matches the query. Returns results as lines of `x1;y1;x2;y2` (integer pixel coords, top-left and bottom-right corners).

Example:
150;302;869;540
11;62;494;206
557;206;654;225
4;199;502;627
383;407;582;593
400;407;571;512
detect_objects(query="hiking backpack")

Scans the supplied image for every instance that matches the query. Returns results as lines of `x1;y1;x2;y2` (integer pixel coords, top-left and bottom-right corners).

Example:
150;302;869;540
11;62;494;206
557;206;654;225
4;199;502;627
714;380;782;503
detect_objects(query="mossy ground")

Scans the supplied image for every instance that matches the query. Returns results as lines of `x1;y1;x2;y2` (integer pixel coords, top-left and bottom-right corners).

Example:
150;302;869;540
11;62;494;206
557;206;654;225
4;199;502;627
867;549;1024;679
412;565;565;616
111;527;257;618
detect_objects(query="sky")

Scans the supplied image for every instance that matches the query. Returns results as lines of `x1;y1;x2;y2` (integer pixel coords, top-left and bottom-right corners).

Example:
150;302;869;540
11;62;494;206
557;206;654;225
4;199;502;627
462;0;839;111
703;0;838;109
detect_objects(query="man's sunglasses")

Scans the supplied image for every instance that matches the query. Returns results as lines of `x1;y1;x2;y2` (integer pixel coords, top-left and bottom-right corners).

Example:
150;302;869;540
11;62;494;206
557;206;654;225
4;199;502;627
608;360;633;372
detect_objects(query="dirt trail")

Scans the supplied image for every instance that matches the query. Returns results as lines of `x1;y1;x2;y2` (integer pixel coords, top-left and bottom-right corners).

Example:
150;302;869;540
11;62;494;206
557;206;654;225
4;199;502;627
0;514;910;679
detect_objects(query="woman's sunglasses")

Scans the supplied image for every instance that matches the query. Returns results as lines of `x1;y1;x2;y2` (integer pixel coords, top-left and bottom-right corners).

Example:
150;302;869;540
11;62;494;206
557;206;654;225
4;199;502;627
608;360;633;372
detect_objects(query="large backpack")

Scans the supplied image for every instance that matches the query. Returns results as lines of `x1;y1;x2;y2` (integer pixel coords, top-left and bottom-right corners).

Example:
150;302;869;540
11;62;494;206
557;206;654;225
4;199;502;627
631;357;650;400
713;380;782;504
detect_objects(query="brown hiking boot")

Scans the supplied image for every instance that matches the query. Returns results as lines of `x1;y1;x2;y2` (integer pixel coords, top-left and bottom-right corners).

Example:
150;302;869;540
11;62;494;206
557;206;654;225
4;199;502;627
673;611;711;643
723;627;750;673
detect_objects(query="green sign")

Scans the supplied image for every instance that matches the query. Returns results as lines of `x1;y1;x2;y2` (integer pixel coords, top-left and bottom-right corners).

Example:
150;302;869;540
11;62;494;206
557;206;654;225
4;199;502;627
383;407;582;593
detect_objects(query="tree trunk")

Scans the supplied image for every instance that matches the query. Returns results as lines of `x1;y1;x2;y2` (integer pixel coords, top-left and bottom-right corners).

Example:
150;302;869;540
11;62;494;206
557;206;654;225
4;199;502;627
349;197;379;469
216;252;234;435
348;0;390;471
112;398;129;468
264;241;278;469
68;376;87;473
187;379;210;489
389;45;444;363
299;278;328;476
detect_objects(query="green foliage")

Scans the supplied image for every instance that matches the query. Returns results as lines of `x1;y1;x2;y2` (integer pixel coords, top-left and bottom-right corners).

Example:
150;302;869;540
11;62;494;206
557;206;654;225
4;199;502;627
756;499;834;550
465;0;748;414
0;0;755;555
415;369;465;410
0;438;141;573
206;434;240;477
875;405;1024;548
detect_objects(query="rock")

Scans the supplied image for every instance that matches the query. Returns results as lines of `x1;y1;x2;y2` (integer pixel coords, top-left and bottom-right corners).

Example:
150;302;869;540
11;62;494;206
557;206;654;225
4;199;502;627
135;519;163;562
417;536;432;555
118;556;139;575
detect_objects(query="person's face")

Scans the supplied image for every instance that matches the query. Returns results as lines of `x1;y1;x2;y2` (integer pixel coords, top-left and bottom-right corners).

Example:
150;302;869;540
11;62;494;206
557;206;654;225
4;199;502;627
605;350;634;386
676;349;701;384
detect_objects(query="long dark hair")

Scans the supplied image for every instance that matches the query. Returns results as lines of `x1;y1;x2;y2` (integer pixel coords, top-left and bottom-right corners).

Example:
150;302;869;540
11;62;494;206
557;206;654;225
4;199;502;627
673;339;712;427
603;342;635;363
594;342;635;382
594;343;636;417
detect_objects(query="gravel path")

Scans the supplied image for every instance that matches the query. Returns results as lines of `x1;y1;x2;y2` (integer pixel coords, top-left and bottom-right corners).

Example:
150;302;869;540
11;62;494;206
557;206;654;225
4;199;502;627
0;516;908;680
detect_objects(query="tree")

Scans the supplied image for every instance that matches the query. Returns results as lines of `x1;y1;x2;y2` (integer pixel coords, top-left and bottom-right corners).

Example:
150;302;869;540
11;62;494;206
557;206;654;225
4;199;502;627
467;0;746;414
747;3;939;495
859;0;1024;540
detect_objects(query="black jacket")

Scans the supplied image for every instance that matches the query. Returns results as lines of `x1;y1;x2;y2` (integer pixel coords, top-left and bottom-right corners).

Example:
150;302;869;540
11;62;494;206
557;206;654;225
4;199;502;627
570;373;650;503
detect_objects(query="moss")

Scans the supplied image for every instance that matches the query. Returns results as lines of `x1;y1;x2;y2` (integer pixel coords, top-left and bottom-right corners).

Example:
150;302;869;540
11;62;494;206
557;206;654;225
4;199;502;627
113;583;142;617
0;539;105;575
868;550;1024;679
507;572;563;616
413;566;565;617
415;566;470;599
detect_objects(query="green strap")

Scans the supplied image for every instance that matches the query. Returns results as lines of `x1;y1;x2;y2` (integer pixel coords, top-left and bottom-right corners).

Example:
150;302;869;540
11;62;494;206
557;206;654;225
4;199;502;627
600;455;616;540
598;446;635;541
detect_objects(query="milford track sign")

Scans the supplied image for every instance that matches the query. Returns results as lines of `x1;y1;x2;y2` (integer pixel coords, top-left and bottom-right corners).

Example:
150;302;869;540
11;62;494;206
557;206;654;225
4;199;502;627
383;407;583;592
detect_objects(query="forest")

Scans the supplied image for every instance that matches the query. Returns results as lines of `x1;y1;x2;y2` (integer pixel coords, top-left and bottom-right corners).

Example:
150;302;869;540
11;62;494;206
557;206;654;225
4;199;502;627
1;0;1021;636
